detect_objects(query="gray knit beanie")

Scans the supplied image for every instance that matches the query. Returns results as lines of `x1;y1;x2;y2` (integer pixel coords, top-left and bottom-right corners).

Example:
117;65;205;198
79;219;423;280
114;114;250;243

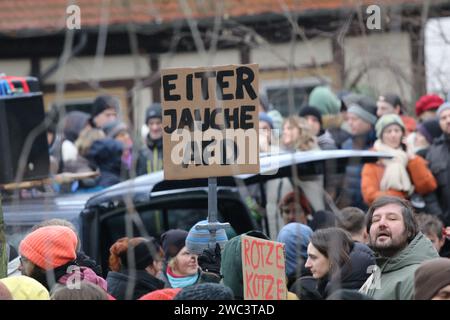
173;283;234;300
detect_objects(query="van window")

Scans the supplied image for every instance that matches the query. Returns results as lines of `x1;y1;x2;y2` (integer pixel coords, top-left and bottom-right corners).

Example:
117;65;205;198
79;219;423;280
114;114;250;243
99;206;237;274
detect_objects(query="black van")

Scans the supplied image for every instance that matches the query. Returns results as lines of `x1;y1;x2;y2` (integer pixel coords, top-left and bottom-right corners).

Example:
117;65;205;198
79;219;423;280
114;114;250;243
3;149;390;276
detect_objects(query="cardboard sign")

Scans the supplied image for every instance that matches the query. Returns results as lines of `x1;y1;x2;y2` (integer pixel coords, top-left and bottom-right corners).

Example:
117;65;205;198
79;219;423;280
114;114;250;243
161;64;260;180
241;235;287;300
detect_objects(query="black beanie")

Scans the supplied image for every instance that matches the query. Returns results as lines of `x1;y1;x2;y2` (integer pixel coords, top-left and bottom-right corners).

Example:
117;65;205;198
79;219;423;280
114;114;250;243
299;105;323;126
91;95;119;119
417;117;442;144
145;103;162;124
160;229;188;260
119;238;161;270
173;283;234;300
378;93;403;109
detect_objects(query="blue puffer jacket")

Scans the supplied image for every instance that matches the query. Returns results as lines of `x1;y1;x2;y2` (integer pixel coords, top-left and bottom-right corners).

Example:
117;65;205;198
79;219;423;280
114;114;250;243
340;131;376;211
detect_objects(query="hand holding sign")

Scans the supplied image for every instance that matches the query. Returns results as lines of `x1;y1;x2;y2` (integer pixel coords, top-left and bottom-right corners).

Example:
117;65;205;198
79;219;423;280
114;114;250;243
198;243;222;276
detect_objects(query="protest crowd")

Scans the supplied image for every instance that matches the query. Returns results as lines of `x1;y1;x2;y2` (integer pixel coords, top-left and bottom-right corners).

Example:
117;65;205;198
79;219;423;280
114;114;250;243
3;84;450;301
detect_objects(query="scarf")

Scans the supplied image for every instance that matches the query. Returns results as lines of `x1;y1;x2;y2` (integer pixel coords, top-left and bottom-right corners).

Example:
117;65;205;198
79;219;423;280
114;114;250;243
373;140;413;194
166;266;199;288
58;265;108;291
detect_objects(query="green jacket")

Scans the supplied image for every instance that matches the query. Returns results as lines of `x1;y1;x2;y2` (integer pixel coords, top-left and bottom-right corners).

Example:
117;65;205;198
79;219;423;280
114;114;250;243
221;233;244;299
362;232;438;300
221;231;270;300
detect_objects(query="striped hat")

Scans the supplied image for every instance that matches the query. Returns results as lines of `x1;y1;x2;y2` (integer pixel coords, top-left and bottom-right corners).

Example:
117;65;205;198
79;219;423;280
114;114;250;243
19;226;78;270
185;220;228;255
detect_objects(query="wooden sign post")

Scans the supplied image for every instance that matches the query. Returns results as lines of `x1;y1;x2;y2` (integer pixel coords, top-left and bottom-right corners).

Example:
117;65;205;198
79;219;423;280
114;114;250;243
161;64;260;250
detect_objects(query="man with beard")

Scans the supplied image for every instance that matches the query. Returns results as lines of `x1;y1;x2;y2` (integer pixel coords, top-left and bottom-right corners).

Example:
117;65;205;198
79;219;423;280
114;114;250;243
426;103;450;225
360;196;438;300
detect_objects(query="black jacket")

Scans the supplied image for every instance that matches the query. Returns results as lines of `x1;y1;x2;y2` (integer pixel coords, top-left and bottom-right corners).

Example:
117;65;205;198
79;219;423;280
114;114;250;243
76;251;102;276
291;242;375;300
136;135;163;176
339;131;376;210
426;134;450;223
337;242;375;291
106;269;165;300
87;138;123;187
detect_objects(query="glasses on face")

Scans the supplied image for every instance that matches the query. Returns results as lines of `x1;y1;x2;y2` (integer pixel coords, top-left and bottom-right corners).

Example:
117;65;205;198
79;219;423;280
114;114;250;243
19;256;29;268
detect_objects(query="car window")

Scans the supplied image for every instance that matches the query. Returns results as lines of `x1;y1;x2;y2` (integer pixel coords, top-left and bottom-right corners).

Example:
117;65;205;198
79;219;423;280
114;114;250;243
101;207;237;247
98;205;239;275
166;208;238;239
5;224;33;253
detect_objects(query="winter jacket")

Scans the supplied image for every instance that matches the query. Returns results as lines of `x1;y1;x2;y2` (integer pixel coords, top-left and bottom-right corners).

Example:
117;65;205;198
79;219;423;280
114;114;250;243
221;231;270;300
337;243;375;292
290;242;375;300
76;251;103;277
323;115;351;149
136;135;163;176
318;130;337;150
361;155;437;205
158;266;220;289
339;131;376;210
87;138;123;187
361;232;439;300
426;134;450;223
58;265;108;292
106;269;165;300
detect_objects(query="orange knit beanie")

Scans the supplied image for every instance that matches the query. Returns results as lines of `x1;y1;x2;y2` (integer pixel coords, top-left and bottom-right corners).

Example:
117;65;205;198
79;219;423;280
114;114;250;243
19;226;78;270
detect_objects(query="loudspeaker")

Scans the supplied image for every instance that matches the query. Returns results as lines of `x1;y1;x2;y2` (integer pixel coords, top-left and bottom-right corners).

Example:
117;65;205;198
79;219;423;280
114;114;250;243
0;93;50;184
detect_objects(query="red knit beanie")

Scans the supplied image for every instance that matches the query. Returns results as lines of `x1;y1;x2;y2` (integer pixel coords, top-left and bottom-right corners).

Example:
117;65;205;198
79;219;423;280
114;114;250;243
19;226;78;270
138;288;181;300
415;94;444;116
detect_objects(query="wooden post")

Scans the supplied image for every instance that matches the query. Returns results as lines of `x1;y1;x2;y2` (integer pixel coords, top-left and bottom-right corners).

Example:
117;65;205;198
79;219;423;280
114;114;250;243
196;178;230;249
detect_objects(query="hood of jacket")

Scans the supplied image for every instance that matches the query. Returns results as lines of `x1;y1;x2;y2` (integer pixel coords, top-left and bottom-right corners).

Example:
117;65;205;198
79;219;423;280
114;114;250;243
375;232;439;273
63;111;90;143
87;138;123;173
320;242;375;298
221;230;269;300
308;86;341;115
340;242;375;289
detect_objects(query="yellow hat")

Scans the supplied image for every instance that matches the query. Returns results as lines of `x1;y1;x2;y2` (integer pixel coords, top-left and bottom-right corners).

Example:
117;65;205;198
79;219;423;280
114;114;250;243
0;276;50;300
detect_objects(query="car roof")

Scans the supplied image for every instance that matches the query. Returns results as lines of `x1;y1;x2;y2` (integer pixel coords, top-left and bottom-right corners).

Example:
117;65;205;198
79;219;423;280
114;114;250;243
3;192;95;226
85;149;391;208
